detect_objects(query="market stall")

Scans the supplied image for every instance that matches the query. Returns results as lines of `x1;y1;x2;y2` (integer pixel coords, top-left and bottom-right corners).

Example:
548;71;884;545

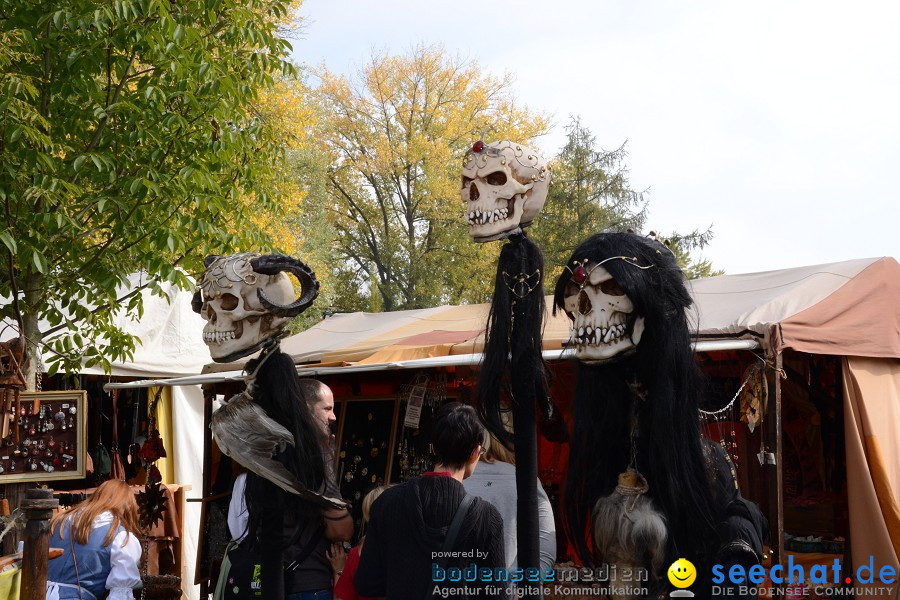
191;256;899;590
90;256;898;598
0;273;209;600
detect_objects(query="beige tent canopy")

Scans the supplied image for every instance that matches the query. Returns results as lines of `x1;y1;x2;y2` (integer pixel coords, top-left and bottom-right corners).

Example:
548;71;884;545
201;256;898;370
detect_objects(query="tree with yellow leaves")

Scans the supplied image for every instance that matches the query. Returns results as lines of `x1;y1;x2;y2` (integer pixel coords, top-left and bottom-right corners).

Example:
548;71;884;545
315;45;549;312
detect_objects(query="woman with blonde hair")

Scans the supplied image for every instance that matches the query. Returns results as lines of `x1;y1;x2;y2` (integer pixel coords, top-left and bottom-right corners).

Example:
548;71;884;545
46;479;143;600
332;485;389;600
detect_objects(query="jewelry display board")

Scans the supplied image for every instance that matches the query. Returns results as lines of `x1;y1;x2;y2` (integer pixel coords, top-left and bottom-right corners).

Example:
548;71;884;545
0;390;87;482
335;397;399;534
391;375;455;483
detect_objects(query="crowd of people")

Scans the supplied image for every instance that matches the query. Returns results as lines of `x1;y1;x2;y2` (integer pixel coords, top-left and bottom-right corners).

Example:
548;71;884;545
217;395;542;600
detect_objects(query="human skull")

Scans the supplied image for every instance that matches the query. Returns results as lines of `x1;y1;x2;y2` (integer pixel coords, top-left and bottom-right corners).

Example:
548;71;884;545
563;262;645;363
192;253;319;363
461;140;550;242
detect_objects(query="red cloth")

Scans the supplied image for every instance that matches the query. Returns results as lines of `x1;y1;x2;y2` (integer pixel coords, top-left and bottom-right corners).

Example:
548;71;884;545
421;471;452;478
334;545;375;600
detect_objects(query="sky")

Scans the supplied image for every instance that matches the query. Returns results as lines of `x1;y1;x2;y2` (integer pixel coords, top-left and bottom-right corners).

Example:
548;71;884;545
291;0;899;275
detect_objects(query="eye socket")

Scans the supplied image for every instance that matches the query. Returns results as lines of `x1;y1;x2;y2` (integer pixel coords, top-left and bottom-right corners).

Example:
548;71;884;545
220;293;239;310
599;280;625;296
461;176;473;189
484;171;507;186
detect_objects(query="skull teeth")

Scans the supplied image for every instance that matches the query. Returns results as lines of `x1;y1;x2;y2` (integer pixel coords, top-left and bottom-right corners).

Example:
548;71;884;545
467;207;510;226
570;321;629;347
204;331;237;343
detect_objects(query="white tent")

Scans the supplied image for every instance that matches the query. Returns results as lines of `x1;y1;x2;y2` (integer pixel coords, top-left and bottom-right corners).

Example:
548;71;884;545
2;274;207;600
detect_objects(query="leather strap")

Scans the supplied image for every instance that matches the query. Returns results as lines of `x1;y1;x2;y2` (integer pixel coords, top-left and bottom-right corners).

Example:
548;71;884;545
68;521;85;600
438;493;474;570
429;494;474;600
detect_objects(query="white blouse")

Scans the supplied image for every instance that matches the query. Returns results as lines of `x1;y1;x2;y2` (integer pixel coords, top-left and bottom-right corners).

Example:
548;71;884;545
43;511;143;600
95;511;143;600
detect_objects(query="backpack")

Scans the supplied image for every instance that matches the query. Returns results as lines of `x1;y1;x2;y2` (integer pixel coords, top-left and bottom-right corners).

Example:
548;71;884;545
214;527;324;600
215;540;263;600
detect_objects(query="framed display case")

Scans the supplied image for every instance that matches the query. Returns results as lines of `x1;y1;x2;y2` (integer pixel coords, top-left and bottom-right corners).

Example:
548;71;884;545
335;397;400;536
0;390;87;482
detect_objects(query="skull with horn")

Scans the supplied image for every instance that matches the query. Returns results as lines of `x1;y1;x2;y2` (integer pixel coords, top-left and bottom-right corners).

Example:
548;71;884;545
192;253;319;362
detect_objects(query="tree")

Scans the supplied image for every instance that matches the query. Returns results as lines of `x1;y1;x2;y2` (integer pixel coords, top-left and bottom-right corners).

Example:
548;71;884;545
663;231;723;279
530;117;648;281
531;117;719;282
0;0;300;381
314;45;549;312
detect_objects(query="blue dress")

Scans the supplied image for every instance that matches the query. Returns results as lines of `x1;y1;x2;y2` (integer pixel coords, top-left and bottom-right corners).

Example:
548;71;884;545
46;513;142;600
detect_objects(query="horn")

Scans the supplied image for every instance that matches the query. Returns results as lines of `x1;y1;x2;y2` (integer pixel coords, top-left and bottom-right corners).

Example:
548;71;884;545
191;255;220;314
250;254;320;318
191;291;203;314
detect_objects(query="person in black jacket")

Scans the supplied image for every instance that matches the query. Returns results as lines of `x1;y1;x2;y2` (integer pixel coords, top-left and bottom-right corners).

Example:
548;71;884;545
355;402;507;599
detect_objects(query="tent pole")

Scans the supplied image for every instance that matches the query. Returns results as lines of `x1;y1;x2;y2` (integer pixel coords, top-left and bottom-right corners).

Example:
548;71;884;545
766;350;785;568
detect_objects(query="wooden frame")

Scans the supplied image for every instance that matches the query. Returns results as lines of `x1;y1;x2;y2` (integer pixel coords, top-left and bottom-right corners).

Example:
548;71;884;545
334;396;400;494
0;390;88;483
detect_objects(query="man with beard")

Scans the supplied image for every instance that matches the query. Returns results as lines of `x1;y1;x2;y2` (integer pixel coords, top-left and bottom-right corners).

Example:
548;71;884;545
301;379;338;447
226;377;352;599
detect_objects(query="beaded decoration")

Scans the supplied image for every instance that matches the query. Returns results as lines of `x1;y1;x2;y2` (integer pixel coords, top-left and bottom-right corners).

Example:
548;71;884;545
564;255;654;291
463;140;549;182
199;252;258;300
501;268;541;299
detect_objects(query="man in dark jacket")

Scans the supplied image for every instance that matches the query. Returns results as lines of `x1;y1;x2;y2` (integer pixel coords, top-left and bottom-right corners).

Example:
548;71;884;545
355;402;507;599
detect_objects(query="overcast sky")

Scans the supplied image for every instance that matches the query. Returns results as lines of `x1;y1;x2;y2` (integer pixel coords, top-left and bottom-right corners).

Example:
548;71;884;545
292;0;898;275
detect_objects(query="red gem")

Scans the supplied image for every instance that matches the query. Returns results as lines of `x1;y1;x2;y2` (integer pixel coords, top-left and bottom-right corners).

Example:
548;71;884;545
472;140;485;153
572;265;587;284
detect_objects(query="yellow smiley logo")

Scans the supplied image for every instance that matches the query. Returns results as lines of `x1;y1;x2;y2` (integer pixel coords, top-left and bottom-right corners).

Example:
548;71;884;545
667;558;697;588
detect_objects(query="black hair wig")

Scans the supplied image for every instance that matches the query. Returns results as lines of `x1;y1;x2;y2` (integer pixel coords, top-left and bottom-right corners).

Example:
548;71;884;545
431;402;485;469
243;350;327;546
554;232;719;568
477;234;552;447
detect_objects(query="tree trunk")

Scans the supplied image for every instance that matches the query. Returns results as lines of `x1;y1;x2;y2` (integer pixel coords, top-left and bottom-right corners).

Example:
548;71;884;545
2;275;45;556
22;274;43;392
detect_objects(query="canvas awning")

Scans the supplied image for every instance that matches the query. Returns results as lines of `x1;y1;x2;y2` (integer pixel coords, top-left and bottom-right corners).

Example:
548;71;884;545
202;256;899;374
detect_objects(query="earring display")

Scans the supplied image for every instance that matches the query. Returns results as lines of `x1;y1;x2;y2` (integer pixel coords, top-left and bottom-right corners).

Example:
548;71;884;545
336;398;397;535
394;374;450;482
0;390;87;482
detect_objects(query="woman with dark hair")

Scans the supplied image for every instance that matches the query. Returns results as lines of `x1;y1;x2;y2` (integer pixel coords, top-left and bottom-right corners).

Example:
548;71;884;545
355;402;506;599
46;479;142;600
